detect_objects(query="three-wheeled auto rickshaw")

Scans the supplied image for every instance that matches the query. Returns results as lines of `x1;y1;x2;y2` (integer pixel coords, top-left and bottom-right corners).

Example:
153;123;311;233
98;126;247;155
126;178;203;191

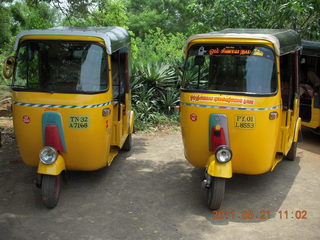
2;27;134;208
299;40;320;133
180;29;302;209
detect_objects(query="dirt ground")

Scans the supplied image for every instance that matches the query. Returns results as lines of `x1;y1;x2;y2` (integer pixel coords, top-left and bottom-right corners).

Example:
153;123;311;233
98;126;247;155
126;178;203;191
0;122;319;240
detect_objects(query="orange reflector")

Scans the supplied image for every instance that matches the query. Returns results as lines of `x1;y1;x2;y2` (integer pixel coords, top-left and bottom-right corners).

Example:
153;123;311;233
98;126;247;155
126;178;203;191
269;111;278;120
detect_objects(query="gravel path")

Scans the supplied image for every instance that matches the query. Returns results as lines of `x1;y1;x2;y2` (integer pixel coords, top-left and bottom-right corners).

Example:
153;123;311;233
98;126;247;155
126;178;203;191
0;127;319;240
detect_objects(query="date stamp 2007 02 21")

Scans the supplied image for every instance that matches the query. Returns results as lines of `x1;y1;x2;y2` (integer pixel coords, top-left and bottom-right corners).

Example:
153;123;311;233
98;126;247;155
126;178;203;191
211;210;308;220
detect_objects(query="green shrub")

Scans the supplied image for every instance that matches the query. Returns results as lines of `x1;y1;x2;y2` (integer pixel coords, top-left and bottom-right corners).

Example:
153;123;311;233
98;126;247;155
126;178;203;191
131;28;186;66
131;61;182;130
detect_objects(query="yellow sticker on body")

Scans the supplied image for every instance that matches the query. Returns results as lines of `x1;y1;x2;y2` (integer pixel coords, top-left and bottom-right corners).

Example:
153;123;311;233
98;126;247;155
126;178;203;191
68;115;90;129
235;115;255;129
252;48;264;56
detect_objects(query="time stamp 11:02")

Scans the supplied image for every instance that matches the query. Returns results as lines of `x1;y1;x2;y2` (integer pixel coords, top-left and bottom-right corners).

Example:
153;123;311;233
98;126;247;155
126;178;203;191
211;210;308;220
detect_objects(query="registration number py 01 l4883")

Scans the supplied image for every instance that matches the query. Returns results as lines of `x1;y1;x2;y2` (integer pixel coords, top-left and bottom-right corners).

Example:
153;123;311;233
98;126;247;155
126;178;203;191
235;115;255;129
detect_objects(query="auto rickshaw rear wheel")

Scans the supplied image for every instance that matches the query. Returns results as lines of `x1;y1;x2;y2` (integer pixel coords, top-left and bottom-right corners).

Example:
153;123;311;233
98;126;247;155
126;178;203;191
207;177;225;210
35;174;43;188
286;141;297;161
41;174;62;209
122;133;132;151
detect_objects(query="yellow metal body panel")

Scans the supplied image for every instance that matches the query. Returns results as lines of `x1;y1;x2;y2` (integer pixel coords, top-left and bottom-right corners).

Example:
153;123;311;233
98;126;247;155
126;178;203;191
129;109;134;134
20;35;105;45
37;154;66;175
181;38;299;176
111;104;128;148
107;148;119;166
207;155;232;178
12;35;132;172
294;117;301;142
281;98;301;156
13;91;113;171
271;154;283;171
111;93;133;148
180;92;281;174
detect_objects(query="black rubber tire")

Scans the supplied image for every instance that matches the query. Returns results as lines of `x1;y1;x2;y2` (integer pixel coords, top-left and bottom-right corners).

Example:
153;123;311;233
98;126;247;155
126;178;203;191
207;177;225;210
298;130;303;142
35;174;42;188
286;141;297;161
41;175;61;209
122;133;132;151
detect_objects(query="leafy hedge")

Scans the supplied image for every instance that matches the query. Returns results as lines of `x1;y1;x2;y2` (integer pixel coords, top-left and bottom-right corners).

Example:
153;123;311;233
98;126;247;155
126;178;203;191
130;29;185;130
1;0;320;130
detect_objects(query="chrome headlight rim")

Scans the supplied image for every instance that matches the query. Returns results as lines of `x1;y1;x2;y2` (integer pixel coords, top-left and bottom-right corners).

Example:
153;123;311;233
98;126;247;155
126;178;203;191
215;145;232;163
39;146;58;165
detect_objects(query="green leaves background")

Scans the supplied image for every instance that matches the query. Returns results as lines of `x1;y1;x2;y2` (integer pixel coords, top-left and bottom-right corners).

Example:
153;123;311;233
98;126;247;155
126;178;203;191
1;0;319;129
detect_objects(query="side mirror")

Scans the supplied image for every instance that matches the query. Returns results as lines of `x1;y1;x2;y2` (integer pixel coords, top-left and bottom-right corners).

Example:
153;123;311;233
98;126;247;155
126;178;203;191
2;56;15;79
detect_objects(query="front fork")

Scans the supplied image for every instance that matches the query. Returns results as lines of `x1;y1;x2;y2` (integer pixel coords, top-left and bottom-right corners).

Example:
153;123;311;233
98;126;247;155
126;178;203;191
202;155;232;188
202;155;232;210
35;153;66;188
202;171;212;189
36;154;66;208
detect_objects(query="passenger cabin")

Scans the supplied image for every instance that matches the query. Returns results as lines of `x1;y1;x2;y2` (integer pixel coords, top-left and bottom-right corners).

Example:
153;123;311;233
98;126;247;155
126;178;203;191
299;40;320;130
182;29;302;159
12;27;133;167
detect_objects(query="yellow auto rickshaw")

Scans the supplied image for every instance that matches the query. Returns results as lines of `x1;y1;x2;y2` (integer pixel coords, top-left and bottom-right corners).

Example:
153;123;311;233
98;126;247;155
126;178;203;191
300;40;320;133
180;29;302;210
2;27;134;208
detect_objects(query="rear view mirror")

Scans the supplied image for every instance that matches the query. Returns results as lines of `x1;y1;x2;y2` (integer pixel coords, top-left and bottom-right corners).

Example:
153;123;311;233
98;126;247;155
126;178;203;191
194;56;205;66
2;56;15;79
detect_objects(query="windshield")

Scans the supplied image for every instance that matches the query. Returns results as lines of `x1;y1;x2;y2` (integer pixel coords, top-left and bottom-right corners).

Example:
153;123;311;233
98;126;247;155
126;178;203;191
182;45;277;95
13;40;108;93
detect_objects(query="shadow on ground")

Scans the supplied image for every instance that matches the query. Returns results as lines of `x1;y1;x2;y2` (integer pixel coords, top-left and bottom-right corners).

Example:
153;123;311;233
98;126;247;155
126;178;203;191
0;133;305;239
299;127;320;155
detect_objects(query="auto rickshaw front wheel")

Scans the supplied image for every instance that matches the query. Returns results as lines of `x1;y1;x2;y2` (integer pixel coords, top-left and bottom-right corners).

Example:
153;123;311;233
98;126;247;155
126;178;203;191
207;177;225;210
41;174;62;209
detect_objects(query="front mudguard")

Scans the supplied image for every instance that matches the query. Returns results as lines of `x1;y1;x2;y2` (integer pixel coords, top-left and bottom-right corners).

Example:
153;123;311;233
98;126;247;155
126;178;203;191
37;154;66;176
207;155;232;178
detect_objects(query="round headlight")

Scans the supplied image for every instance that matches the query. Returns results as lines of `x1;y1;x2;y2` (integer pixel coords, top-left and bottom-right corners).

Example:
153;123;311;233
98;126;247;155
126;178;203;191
39;146;57;165
215;146;232;163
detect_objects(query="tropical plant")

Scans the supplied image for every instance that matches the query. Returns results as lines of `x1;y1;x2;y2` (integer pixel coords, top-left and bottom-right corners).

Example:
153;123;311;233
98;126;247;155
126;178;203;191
136;63;176;90
159;89;179;114
1;0;320;130
131;62;181;130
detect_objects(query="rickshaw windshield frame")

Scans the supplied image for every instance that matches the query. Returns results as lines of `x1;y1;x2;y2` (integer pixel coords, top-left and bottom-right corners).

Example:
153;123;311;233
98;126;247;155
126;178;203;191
12;40;109;94
181;44;278;97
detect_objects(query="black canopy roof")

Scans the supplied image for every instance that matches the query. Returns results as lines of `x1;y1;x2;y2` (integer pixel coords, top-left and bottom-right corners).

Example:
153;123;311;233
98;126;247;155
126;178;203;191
14;26;130;54
302;40;320;57
185;28;301;56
